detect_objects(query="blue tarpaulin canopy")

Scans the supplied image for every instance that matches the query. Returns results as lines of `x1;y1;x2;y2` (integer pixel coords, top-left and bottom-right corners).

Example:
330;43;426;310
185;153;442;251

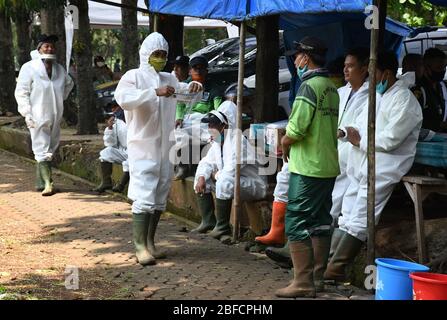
146;0;371;21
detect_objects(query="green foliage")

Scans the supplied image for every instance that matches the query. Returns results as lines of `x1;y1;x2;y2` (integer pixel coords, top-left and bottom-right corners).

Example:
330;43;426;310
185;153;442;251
184;28;228;55
388;0;447;27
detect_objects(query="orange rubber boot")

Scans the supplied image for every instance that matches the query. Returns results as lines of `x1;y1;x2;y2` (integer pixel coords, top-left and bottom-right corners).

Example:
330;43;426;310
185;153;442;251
255;201;286;246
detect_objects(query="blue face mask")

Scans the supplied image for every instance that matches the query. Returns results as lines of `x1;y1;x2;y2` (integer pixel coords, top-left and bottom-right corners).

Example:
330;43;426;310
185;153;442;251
297;57;309;80
376;79;388;94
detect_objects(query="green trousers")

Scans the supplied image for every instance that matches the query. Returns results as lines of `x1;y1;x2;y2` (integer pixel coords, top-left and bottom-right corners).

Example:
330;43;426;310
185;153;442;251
285;173;335;242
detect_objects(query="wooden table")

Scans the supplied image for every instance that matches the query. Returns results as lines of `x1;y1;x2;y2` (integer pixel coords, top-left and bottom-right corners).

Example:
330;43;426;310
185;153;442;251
402;175;447;263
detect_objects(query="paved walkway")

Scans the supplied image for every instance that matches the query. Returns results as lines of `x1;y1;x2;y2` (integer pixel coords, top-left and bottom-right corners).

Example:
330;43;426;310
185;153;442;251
0;149;371;300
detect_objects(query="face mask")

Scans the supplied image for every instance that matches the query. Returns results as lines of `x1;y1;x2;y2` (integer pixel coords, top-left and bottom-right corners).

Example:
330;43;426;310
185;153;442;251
40;53;56;60
376;78;388;95
149;56;167;72
429;69;445;82
191;73;206;84
96;62;105;68
297;56;309;80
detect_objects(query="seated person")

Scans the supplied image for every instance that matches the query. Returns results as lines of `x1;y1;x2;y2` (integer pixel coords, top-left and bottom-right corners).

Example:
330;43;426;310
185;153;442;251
412;48;447;138
325;51;423;283
93;100;129;193
402;53;424;84
192;97;268;243
174;55;223;180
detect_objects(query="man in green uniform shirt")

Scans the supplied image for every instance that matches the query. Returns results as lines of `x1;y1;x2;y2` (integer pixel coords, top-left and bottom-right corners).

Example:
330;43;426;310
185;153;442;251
276;37;340;298
174;55;223;180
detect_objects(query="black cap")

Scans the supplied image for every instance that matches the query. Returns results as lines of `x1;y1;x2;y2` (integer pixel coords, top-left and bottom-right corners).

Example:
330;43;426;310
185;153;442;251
174;55;190;66
190;55;209;69
37;34;58;49
224;83;254;97
285;36;328;57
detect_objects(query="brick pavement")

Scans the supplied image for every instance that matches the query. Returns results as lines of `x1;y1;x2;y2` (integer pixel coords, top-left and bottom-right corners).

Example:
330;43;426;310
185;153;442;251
0;149;371;300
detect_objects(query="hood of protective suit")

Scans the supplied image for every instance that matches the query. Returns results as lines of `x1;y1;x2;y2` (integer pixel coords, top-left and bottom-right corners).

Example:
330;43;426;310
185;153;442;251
30;50;40;60
397;71;416;88
139;32;169;70
216;101;237;130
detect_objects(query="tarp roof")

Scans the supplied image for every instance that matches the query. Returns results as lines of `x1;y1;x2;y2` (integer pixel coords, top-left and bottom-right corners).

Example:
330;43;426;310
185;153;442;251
145;0;372;21
88;0;235;29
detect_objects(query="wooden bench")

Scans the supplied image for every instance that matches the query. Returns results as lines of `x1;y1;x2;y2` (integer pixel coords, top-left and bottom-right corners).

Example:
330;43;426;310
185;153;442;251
402;175;447;263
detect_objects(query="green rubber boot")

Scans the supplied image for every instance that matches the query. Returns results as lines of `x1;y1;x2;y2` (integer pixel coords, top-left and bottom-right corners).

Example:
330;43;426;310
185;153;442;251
329;228;346;258
208;199;232;240
265;241;292;268
35;163;45;191
112;171;129;193
132;214;155;266
93;162;113;193
324;232;363;283
39;161;54;196
275;239;316;298
312;235;331;292
147;211;167;259
191;193;216;233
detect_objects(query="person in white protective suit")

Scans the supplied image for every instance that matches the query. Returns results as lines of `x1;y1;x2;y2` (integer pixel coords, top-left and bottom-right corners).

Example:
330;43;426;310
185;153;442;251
193;96;268;243
114;32;202;266
324;51;423;283
93;101;129;193
330;48;370;224
15;34;74;196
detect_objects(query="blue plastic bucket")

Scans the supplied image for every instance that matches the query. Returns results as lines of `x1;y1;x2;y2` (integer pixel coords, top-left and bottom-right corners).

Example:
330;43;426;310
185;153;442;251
375;258;429;300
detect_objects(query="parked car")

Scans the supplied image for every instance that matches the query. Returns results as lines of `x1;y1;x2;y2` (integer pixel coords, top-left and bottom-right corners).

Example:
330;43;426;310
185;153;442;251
190;36;257;68
95;80;119;120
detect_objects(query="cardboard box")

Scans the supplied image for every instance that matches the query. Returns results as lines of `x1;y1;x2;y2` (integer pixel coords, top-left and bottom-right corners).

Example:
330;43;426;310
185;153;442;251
265;120;288;156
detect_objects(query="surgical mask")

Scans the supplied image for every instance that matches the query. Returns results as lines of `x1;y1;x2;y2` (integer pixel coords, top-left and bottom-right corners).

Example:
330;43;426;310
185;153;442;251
96;62;105;68
376;79;388;94
297;56;308;80
40;53;56;60
149;56;167;72
429;69;445;82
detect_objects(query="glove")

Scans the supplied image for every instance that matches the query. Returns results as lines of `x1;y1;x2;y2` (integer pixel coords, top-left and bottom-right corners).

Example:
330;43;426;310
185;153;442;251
25;114;36;128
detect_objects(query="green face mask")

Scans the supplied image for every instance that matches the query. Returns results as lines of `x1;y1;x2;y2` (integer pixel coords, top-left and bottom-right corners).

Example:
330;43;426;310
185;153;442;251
149;56;167;72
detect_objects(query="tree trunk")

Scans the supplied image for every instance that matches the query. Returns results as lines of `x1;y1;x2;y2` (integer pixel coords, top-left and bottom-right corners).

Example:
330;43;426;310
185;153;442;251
71;0;98;134
121;0;139;72
254;15;279;123
158;14;184;72
0;8;17;115
13;6;33;68
40;3;66;68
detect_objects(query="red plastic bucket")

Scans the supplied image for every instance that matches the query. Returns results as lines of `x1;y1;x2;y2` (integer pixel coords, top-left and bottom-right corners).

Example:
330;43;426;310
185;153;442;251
410;272;447;300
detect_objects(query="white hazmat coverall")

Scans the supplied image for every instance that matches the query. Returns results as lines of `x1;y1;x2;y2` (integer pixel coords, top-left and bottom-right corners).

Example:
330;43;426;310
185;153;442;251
99;118;129;172
330;81;369;220
194;101;268;201
15;54;74;162
114;32;194;214
338;73;422;241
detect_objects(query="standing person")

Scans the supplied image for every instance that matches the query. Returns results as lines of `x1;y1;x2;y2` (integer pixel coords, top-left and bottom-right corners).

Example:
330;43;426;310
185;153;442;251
93;55;114;86
330;47;370;225
325;51;423;283
276;37;340;298
15;34;74;196
93;100;129;193
114;32;202;266
114;58;121;73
